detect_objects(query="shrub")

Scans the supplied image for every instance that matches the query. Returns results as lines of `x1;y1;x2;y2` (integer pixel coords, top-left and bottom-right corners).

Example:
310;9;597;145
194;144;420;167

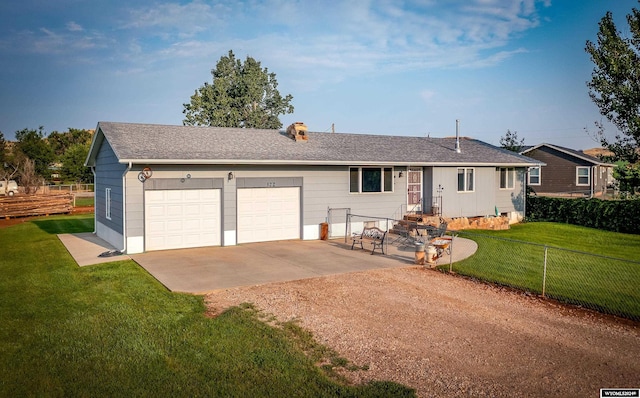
526;196;640;234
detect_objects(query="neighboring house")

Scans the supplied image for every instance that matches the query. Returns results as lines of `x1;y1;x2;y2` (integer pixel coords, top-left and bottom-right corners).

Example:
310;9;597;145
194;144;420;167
520;143;615;197
85;122;542;254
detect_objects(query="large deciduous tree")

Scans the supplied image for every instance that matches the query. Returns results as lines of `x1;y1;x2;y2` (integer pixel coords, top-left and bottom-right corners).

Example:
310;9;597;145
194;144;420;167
48;128;92;157
183;50;294;129
60;143;93;183
14;127;54;179
0;131;6;166
499;129;525;152
585;4;640;164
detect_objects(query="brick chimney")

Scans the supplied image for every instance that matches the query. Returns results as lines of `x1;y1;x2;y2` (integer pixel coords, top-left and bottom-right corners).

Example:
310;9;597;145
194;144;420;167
287;122;308;142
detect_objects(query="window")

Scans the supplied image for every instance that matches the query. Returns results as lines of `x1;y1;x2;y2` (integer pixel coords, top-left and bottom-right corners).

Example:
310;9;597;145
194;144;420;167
349;167;393;193
576;167;590;186
457;168;474;192
528;167;540;185
105;188;112;220
499;167;515;189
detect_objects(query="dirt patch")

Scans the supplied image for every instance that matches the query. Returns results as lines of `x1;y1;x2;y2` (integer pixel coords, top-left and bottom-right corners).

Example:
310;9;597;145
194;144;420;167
206;267;640;397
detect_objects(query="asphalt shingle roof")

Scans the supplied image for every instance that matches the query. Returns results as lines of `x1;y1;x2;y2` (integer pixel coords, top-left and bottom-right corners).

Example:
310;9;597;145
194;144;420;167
91;121;542;167
521;143;614;166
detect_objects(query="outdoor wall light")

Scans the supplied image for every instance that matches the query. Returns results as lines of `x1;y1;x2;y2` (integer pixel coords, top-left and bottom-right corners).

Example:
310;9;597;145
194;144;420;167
228;172;234;181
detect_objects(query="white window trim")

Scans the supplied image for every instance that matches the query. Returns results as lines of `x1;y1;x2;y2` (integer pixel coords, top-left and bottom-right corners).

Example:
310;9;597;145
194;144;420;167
528;167;541;186
349;166;394;194
105;188;112;220
457;167;475;193
576;166;590;186
499;167;515;190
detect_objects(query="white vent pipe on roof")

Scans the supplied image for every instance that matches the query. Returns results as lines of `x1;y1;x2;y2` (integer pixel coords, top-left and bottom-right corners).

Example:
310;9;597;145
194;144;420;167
455;119;461;153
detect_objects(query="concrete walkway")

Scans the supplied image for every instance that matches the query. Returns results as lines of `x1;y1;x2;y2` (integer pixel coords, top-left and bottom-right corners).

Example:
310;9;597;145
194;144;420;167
58;233;130;266
58;234;477;294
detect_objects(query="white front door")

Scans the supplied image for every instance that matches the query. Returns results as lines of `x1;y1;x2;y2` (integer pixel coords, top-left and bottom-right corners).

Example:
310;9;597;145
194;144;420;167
407;167;423;211
145;189;221;251
237;187;300;244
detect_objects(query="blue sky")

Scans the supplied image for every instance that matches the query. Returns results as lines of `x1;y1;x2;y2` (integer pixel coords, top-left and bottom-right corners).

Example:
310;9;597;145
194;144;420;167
0;0;636;150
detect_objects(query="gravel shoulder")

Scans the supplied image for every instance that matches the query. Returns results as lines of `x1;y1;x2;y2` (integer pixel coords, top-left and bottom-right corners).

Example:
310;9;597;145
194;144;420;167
206;266;640;397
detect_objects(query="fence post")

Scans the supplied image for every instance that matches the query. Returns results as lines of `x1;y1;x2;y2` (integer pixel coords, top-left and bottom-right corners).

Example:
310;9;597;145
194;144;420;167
449;236;453;272
345;212;350;243
542;246;548;298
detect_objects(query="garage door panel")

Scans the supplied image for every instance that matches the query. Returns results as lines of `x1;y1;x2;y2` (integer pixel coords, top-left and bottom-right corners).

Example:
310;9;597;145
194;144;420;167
237;187;300;244
145;189;221;251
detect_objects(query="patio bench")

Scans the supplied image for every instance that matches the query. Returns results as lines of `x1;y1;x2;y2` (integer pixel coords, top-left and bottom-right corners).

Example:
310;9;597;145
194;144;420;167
351;227;387;255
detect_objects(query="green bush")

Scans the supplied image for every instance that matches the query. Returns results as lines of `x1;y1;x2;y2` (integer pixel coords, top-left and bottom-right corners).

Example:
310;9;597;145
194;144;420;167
526;196;640;234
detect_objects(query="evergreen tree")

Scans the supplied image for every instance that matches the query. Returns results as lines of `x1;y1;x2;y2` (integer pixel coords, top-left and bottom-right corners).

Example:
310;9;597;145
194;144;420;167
183;50;294;129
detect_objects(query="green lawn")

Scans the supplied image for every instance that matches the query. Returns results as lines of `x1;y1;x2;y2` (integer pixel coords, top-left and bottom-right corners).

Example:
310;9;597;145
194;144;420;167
0;215;414;397
73;196;94;207
445;222;640;320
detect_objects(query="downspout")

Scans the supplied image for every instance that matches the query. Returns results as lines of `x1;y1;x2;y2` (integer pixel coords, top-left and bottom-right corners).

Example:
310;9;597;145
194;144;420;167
591;165;596;198
122;162;132;253
91;166;97;233
523;168;528;221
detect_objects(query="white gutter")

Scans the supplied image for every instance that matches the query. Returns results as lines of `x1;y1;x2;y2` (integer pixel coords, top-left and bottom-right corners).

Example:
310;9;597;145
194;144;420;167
591;165;597;198
117;159;544;168
121;162;132;253
91;166;97;234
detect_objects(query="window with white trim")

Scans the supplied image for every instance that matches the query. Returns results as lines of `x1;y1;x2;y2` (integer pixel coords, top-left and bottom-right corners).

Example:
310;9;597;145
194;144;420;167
499;167;515;189
349;167;393;193
528;167;541;185
105;188;112;220
576;167;590;186
457;168;474;192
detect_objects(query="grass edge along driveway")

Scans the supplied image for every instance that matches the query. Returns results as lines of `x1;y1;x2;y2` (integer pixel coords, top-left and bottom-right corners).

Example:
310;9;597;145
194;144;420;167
0;214;414;397
446;222;640;321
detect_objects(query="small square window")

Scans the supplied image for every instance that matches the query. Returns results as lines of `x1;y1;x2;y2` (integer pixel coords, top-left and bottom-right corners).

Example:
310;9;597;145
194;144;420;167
500;168;515;189
457;168;474;192
577;167;590;186
529;167;540;185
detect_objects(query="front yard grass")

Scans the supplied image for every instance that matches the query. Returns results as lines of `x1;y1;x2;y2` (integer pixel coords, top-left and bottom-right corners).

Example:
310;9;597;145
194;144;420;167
446;222;640;320
0;215;414;397
73;196;94;207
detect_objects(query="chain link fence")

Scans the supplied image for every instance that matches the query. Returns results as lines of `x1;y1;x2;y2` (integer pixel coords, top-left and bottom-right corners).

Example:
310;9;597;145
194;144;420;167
442;231;640;321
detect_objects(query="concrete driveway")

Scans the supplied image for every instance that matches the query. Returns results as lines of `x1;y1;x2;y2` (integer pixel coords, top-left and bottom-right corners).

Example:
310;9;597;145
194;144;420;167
59;233;477;294
131;240;411;294
131;238;476;294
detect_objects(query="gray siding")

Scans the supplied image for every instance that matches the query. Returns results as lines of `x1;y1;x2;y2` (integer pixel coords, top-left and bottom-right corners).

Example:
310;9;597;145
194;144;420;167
94;139;126;234
430;166;519;218
494;168;526;214
125;164;406;234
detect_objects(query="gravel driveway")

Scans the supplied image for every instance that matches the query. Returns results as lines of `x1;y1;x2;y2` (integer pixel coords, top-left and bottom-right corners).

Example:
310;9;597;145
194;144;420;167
206;266;640;397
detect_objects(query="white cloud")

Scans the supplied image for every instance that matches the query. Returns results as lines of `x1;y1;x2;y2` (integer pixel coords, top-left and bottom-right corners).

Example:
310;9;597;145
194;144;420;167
0;0;549;84
122;0;231;39
66;21;83;32
420;89;437;101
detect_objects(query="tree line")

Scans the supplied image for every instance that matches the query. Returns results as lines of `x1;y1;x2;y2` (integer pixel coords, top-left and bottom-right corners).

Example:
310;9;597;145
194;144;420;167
0;127;93;194
498;2;640;195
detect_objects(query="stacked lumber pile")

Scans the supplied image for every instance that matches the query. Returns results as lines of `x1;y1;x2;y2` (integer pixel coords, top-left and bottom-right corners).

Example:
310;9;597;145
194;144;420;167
0;193;74;218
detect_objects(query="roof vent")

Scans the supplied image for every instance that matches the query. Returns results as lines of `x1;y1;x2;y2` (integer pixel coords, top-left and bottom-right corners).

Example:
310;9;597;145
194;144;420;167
287;122;308;142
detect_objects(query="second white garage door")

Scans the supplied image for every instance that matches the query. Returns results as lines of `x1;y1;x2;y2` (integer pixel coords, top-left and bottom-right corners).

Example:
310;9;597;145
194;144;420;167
237;187;300;244
145;189;221;251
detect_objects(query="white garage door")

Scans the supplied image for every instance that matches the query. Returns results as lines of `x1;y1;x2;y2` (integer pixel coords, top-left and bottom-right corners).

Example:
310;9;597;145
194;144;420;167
237;187;300;244
145;189;221;251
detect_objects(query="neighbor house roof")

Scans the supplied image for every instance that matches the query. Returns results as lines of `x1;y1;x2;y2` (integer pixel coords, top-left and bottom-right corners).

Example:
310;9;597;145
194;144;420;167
86;122;543;167
520;143;615;166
